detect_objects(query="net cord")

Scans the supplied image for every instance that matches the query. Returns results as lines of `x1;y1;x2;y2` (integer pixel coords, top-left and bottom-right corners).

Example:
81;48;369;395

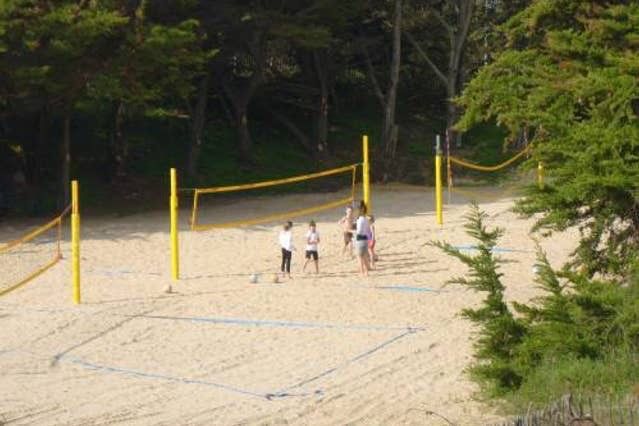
0;255;61;297
192;196;354;231
0;205;70;254
193;164;359;195
189;164;359;231
449;144;531;172
0;206;69;297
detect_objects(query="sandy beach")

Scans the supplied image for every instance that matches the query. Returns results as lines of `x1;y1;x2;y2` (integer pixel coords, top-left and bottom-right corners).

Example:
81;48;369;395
0;185;578;425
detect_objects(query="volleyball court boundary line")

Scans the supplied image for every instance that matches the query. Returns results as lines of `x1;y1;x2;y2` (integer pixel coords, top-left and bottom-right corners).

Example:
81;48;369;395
0;322;421;400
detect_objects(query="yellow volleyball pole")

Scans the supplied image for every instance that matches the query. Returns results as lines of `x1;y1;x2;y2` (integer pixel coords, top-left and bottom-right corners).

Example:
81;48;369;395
435;135;443;225
362;135;371;211
170;168;179;281
71;180;80;304
537;162;545;190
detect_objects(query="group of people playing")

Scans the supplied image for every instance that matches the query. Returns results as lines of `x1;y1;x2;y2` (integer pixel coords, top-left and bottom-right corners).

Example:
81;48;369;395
278;201;376;279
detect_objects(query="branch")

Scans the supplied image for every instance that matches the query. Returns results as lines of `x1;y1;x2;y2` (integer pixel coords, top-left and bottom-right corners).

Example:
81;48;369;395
431;10;454;39
360;42;386;107
454;0;474;57
269;110;313;153
404;31;447;85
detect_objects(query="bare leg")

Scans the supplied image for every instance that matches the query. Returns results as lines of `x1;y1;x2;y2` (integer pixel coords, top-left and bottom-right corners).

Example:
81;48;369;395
369;246;375;269
359;256;369;277
314;259;319;274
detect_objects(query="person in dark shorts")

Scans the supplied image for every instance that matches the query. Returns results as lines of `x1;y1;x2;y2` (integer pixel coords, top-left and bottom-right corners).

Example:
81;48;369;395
338;206;354;257
303;220;320;274
278;221;294;279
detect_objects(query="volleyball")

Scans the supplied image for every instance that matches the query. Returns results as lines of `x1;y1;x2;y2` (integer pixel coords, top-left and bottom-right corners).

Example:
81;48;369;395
249;273;259;283
272;273;280;283
163;284;172;294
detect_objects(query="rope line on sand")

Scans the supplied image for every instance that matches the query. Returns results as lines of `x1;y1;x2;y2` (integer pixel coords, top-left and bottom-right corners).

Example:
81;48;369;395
57;355;268;398
131;314;425;332
453;245;535;254
1;328;421;401
377;286;441;293
269;328;419;399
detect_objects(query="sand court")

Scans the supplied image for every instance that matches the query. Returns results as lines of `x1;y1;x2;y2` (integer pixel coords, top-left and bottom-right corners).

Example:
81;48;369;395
0;186;578;425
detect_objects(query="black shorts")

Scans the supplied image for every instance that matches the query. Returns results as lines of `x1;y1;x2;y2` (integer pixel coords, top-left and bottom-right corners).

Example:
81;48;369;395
305;250;319;260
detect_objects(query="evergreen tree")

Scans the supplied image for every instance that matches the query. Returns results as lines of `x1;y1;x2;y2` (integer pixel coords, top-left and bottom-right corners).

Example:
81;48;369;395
457;1;639;278
431;204;528;393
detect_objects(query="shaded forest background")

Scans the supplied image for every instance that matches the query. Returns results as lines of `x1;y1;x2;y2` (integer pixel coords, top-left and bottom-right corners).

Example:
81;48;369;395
0;0;528;215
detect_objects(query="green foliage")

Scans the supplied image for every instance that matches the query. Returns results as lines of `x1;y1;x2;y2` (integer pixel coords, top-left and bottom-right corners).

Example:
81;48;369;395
457;2;639;279
431;204;528;393
507;350;639;411
434;204;639;402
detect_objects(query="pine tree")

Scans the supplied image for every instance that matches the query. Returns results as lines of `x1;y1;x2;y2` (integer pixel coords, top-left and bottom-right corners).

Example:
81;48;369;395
431;203;528;393
456;1;639;279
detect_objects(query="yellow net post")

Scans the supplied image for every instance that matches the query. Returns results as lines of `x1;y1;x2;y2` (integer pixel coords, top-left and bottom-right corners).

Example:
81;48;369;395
435;135;443;225
537;162;545;190
71;180;80;305
170;168;179;281
363;135;371;211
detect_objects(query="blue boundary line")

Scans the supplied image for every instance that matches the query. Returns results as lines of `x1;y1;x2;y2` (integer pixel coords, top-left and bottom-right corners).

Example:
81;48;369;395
49;328;420;401
377;286;440;293
268;328;417;399
132;314;425;332
57;355;267;398
454;245;535;254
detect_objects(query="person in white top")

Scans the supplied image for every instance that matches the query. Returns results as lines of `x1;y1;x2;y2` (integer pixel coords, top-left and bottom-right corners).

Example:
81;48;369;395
355;201;371;276
302;220;320;274
278;221;294;279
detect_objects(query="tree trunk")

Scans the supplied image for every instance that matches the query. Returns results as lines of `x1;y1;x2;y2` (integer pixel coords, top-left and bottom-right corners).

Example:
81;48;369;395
446;80;459;148
313;51;329;156
383;0;403;178
271;110;314;154
112;101;127;178
33;107;47;187
446;0;474;148
59;110;71;209
187;74;210;179
236;108;252;161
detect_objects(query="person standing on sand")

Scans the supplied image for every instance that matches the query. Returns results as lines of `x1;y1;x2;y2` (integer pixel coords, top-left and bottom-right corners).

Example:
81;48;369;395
355;201;371;276
279;221;294;279
338;206;355;257
302;220;320;274
367;215;377;269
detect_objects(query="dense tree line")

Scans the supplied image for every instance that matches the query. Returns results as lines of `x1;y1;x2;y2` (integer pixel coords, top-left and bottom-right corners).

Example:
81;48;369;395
0;0;528;212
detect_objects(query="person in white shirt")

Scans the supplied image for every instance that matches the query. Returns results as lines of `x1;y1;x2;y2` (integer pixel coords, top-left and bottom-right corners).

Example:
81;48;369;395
303;220;320;274
278;221;294;279
355;201;371;276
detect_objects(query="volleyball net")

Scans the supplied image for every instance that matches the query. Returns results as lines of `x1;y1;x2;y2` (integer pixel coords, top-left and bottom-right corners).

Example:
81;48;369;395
445;144;536;203
0;206;70;297
169;135;372;280
187;164;360;231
